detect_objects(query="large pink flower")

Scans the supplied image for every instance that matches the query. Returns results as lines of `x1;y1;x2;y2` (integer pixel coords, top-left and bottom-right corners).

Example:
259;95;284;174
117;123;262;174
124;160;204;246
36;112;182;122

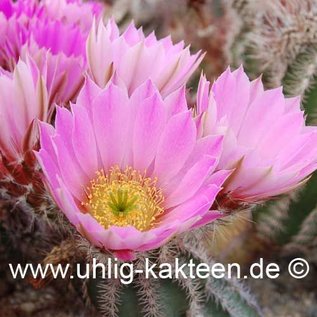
36;80;230;260
87;19;204;96
196;67;317;202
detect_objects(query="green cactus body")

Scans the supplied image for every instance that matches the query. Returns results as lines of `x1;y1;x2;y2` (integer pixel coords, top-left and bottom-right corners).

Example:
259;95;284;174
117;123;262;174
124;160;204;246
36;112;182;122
80;236;262;317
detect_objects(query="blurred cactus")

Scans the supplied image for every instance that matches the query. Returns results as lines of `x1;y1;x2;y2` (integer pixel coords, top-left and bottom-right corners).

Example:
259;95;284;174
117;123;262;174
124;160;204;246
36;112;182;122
282;45;317;124
233;0;317;87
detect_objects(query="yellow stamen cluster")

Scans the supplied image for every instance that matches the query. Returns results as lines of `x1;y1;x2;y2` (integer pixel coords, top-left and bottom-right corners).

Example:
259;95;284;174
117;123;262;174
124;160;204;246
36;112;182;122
82;166;165;231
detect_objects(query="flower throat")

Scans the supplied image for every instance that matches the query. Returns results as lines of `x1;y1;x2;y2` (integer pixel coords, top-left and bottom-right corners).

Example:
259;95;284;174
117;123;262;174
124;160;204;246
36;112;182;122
83;166;164;231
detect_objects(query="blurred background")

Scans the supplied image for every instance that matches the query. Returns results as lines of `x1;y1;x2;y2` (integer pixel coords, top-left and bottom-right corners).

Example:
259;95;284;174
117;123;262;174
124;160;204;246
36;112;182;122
1;1;317;316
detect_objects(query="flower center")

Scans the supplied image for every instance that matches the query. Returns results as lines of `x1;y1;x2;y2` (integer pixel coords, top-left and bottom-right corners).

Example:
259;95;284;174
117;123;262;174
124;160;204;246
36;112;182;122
82;166;165;231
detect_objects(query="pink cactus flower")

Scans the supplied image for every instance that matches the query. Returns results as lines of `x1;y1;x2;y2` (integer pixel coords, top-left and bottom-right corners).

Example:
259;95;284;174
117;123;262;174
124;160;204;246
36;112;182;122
0;0;102;70
196;67;317;203
87;19;204;97
20;44;85;106
43;0;103;31
0;0;102;164
0;18;86;101
0;59;49;162
0;0;103;105
0;0;38;20
0;0;102;31
36;79;230;260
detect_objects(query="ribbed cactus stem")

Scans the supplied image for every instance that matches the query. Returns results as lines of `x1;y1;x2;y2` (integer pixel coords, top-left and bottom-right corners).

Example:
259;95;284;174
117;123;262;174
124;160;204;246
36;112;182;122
184;233;262;317
282;45;317;98
171;256;205;316
255;189;302;242
231;0;317;89
79;228;264;317
231;0;252;16
285;206;317;252
253;172;317;254
98;278;122;317
134;257;163;317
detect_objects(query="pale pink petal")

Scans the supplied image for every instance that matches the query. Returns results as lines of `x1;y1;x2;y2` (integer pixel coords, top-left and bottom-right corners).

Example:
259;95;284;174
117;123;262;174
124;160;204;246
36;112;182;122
154;111;197;183
91;83;130;170
165;155;217;208
133;94;166;171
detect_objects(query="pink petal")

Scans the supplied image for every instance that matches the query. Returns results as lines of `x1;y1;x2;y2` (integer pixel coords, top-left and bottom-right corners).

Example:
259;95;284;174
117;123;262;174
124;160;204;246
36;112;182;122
91;83;130;171
133;93;166;171
154;111;197;183
165;155;217;208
